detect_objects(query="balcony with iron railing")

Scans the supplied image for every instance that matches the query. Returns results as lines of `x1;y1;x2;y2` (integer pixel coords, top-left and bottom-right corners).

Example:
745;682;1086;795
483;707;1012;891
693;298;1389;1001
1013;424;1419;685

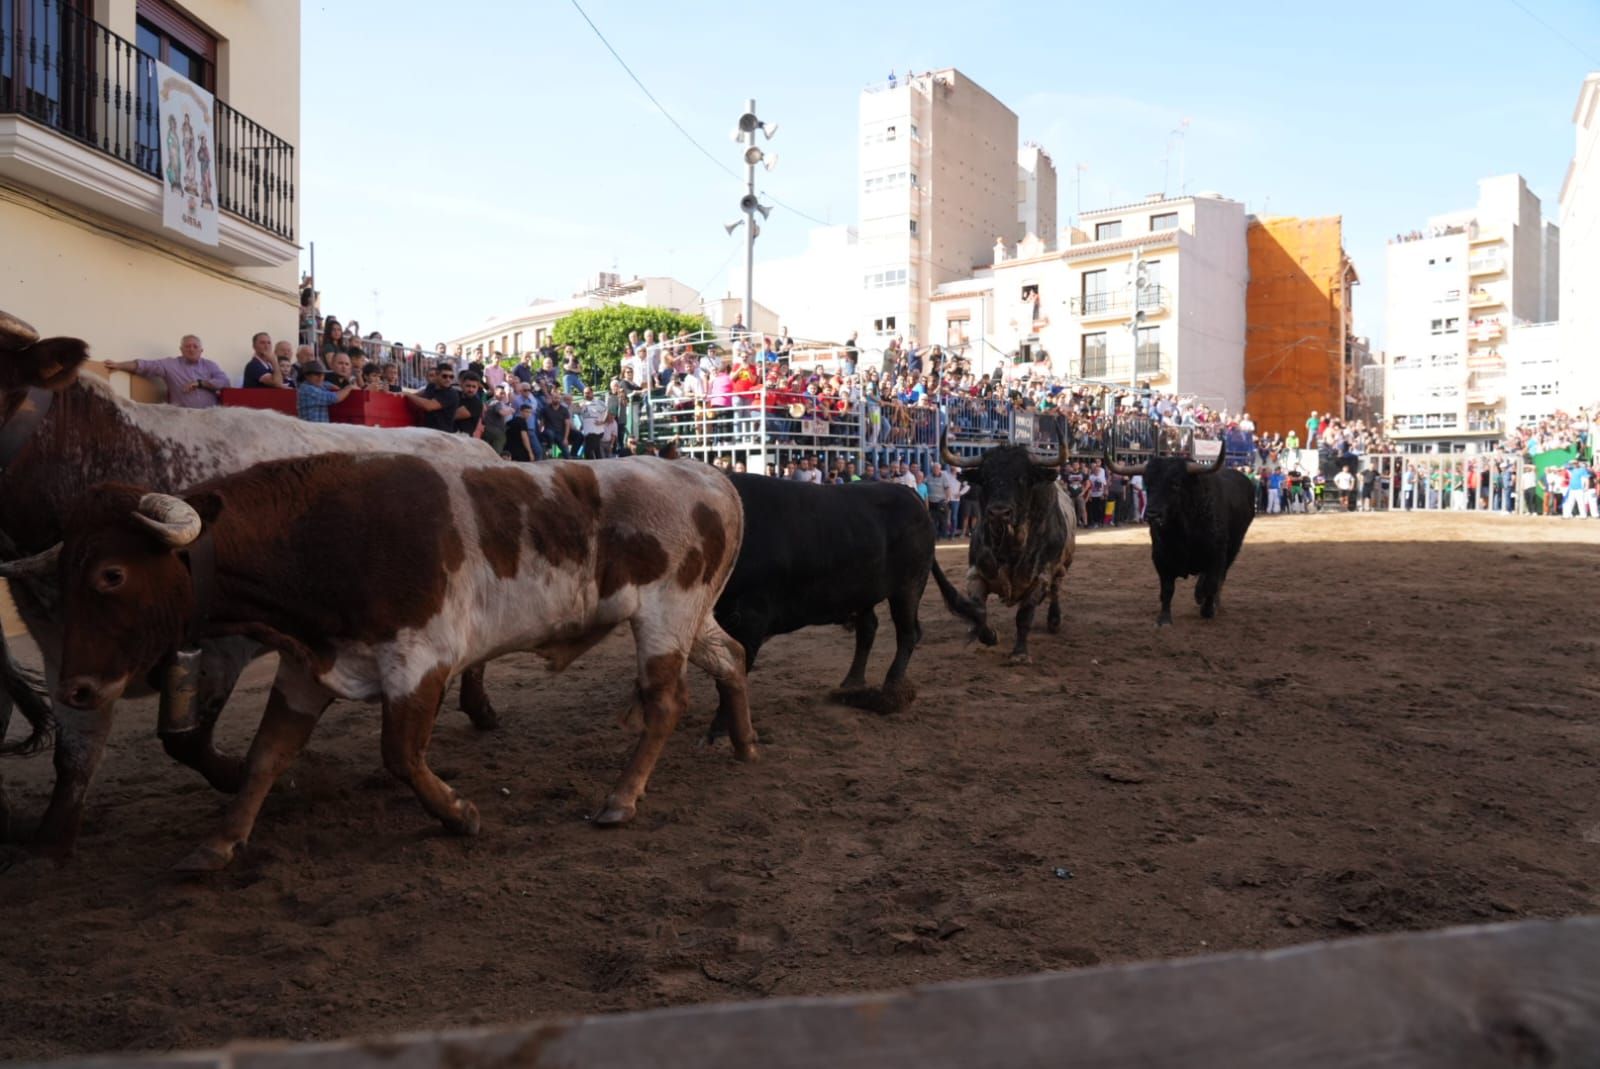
1069;285;1168;322
1079;347;1165;381
1467;318;1505;343
0;1;295;259
1467;253;1506;276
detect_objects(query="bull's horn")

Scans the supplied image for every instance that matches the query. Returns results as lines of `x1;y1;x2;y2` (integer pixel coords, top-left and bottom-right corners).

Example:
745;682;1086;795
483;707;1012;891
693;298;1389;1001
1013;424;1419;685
939;432;977;470
0;543;61;580
0;311;40;350
1105;453;1145;477
1186;447;1228;475
1032;435;1068;469
133;493;202;547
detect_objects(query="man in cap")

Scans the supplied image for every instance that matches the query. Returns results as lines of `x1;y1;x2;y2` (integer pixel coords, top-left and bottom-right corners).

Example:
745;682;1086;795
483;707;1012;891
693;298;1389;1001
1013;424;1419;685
295;360;352;422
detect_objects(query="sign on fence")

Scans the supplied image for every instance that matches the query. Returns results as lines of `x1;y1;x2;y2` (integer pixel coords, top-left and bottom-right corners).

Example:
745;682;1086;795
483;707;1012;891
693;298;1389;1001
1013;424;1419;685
1012;412;1036;445
1193;438;1223;461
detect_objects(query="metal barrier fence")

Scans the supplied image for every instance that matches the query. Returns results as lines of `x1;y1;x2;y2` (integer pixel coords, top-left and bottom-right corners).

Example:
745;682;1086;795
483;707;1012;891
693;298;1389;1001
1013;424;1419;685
1351;453;1530;514
629;393;1202;474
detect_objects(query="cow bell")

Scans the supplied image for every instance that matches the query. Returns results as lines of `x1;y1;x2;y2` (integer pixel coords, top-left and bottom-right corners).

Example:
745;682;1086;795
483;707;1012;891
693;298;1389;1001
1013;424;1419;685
157;647;205;736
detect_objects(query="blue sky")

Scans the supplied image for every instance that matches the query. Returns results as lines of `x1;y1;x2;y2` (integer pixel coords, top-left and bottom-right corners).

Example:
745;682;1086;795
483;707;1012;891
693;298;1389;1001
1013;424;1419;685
299;0;1600;349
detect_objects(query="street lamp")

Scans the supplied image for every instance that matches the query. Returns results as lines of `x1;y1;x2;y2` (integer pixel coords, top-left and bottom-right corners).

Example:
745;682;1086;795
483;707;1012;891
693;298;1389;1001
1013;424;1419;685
726;99;775;337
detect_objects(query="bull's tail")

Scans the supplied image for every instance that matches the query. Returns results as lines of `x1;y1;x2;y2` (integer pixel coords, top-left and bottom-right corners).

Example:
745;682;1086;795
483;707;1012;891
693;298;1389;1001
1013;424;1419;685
930;557;984;631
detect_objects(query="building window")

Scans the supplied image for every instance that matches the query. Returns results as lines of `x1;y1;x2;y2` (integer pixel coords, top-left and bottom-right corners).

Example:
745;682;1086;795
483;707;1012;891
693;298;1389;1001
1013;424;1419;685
909;123;920;141
909;171;918;188
136;0;217;90
1149;212;1178;232
1095;220;1123;240
1429;318;1460;335
1021;284;1040;322
873;316;897;334
513;331;522;354
1136;325;1161;373
1081;332;1107;377
945;316;969;348
1138;260;1163;306
908;219;918;235
1081;269;1108;314
864;268;909;289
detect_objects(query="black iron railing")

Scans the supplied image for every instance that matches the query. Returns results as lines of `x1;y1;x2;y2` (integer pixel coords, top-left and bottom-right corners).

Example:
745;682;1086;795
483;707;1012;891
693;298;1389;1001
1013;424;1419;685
0;0;294;241
1070;286;1167;316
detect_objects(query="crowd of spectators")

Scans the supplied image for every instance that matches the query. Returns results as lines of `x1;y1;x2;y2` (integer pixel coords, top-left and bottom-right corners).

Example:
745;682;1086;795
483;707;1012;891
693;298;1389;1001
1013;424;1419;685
121;295;1598;534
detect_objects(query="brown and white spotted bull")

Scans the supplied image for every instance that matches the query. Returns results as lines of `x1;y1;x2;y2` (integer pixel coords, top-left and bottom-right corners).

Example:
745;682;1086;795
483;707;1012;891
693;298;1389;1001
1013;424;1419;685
0;311;501;848
940;432;1076;665
2;452;751;871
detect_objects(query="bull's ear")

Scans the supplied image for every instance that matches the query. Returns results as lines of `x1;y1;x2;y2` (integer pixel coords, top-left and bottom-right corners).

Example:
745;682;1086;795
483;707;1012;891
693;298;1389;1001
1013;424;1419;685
185;490;225;529
21;337;91;391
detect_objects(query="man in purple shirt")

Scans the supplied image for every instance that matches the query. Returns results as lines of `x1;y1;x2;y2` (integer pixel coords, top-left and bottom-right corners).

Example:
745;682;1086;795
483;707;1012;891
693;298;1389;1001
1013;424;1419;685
106;334;230;408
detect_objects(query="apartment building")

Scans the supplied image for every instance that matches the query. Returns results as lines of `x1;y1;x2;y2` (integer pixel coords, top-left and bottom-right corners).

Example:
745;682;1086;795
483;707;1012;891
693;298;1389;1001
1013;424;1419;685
1017;142;1057;244
857;68;1019;347
1383;174;1558;452
0;0;300;376
1560;73;1600;408
931;193;1249;411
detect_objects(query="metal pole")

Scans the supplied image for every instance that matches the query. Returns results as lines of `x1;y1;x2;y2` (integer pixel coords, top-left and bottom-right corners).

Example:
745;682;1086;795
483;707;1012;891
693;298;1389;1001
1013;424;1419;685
742;98;757;334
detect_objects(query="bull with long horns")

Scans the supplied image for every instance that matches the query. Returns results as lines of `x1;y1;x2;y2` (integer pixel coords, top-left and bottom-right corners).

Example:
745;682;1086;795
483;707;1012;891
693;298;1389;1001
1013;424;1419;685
940;432;1076;664
1104;446;1254;626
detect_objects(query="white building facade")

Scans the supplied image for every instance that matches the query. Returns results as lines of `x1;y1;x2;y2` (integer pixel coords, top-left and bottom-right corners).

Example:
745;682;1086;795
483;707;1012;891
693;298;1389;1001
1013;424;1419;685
930;193;1249;411
1384;174;1560;452
1017;143;1057;244
1560;73;1600;409
448;274;703;359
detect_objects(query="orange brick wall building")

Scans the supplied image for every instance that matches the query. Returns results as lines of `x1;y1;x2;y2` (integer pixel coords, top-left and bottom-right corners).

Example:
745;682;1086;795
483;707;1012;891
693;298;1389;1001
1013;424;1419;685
1244;216;1358;439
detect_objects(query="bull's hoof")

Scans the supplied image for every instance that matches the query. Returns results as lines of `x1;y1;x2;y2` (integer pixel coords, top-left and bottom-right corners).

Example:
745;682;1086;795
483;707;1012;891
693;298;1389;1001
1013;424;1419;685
975;626;999;647
698;727;729;750
1156;614;1173;628
1199;602;1217;620
591;799;637;827
733;741;761;763
173;842;235;874
1046;613;1062;635
444;800;481;837
462;699;500;732
1006;652;1032;666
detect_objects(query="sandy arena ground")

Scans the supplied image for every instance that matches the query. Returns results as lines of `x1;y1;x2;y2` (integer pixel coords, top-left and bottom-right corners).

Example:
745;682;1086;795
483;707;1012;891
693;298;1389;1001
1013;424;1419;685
3;510;1599;1061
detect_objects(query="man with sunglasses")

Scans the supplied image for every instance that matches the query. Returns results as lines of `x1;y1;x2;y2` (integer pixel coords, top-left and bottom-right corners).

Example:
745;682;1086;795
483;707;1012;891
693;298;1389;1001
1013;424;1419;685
405;360;466;433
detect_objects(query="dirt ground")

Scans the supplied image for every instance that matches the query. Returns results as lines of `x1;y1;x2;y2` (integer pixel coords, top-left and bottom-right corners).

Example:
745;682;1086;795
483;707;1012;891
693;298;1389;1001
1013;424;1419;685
3;510;1600;1062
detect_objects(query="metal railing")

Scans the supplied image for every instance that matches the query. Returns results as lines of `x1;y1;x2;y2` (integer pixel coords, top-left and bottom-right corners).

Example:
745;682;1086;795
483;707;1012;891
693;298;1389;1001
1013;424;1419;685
0;0;294;240
1070;286;1167;316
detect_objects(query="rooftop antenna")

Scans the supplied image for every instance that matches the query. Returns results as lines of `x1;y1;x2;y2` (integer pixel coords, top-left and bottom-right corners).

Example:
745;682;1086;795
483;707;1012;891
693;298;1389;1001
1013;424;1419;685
1162;118;1190;198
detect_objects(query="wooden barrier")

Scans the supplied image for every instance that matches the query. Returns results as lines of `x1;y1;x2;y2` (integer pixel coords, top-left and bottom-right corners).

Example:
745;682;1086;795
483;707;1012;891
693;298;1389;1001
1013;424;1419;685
36;917;1600;1068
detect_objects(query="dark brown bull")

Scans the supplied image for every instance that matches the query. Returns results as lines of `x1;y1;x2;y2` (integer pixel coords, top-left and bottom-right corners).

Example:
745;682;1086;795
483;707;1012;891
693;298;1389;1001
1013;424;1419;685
941;433;1076;664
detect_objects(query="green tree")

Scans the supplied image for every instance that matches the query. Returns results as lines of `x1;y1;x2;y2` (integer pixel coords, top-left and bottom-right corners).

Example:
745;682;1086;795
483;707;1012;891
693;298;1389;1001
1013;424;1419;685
550;305;711;386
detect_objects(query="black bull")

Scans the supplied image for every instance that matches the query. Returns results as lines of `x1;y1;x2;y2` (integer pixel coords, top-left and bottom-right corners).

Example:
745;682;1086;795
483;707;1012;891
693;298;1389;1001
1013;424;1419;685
1106;449;1254;626
703;472;984;727
940;434;1077;665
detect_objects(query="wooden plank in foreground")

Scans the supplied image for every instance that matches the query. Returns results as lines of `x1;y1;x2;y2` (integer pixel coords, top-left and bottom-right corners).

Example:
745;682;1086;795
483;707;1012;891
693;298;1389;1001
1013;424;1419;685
35;916;1600;1069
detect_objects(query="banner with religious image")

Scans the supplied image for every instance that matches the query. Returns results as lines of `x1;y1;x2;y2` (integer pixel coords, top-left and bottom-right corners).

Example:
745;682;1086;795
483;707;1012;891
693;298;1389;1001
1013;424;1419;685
157;61;219;246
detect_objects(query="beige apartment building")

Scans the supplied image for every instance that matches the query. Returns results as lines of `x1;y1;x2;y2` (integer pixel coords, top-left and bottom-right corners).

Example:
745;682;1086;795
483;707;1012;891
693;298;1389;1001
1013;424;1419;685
1383;174;1559;452
931;193;1249;410
857;68;1019;347
1;0;300;376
